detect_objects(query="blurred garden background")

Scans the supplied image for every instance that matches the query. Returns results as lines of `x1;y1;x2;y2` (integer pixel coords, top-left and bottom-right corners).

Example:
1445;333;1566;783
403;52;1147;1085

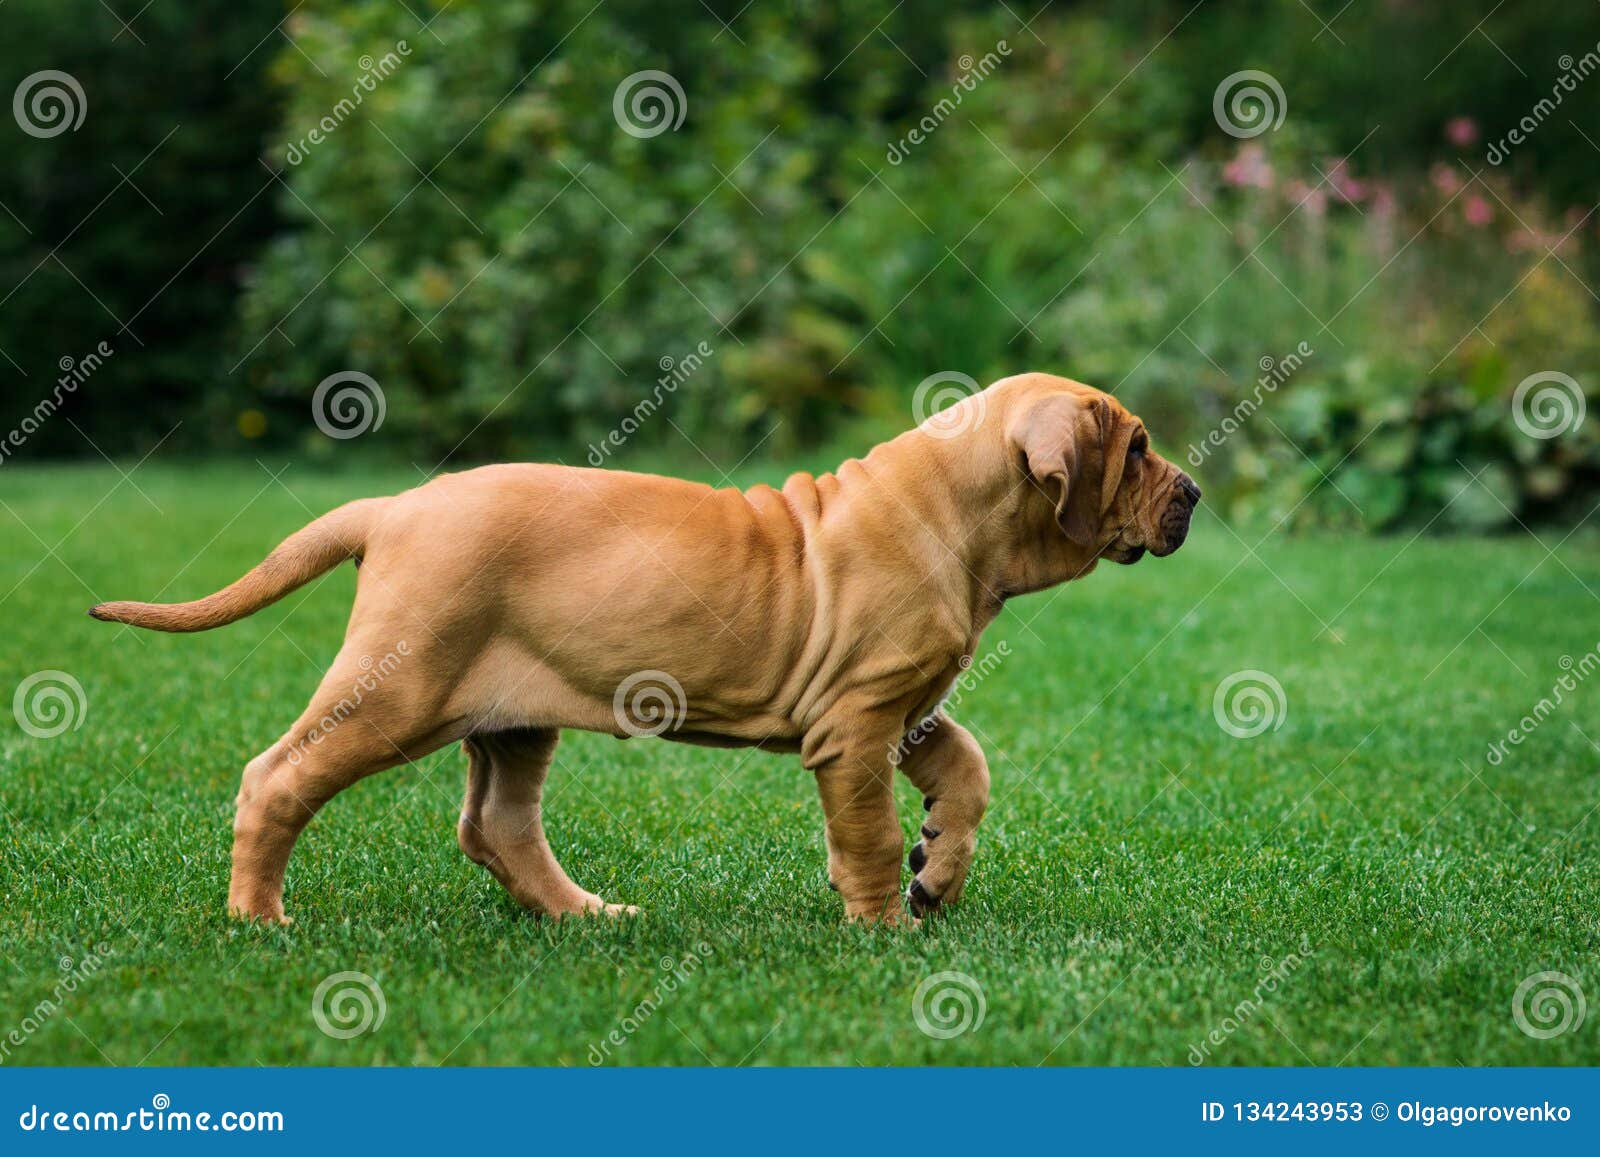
4;0;1598;530
5;2;1600;1069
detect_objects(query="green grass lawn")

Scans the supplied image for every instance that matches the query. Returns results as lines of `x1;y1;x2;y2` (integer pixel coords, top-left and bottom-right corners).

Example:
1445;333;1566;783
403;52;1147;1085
1;462;1597;1066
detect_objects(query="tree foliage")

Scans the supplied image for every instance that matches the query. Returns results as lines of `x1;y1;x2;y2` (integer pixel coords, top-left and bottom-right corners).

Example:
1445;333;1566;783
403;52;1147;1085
4;1;1598;530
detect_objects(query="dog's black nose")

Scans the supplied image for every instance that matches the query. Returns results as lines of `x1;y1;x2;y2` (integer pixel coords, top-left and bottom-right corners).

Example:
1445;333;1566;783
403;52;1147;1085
1177;474;1202;505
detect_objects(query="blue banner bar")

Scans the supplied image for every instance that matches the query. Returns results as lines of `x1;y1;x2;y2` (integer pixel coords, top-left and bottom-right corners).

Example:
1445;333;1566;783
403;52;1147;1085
3;1068;1595;1152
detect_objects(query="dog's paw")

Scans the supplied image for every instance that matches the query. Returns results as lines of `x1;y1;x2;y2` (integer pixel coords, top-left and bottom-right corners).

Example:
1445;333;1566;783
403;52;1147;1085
905;822;960;917
227;903;293;927
905;877;942;918
842;892;919;927
845;906;919;929
583;899;640;919
542;896;640;920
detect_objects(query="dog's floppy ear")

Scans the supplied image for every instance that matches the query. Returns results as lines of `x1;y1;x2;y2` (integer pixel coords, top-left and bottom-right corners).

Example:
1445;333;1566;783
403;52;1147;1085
1010;394;1113;546
1096;399;1136;519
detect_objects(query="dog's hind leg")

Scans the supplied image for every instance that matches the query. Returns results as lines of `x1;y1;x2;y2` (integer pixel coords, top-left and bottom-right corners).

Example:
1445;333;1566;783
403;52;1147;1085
458;729;636;918
229;646;453;924
894;714;989;916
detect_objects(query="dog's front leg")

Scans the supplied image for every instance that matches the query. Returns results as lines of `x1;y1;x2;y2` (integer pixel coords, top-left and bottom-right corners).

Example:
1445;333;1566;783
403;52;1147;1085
805;710;909;924
894;713;989;916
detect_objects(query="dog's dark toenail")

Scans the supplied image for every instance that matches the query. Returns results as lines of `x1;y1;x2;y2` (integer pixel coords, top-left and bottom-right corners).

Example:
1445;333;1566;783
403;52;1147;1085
906;877;940;916
827;877;838;892
922;795;934;812
909;841;927;874
921;823;940;840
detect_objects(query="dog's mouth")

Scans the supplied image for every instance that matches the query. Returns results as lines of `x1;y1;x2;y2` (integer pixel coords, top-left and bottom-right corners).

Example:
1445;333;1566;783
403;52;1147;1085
1149;508;1190;557
1148;477;1201;557
1104;476;1201;564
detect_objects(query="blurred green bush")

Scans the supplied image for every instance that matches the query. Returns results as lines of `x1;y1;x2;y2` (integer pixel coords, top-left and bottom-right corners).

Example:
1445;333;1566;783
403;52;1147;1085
235;1;1598;530
0;0;282;456
235;0;954;462
4;1;1598;533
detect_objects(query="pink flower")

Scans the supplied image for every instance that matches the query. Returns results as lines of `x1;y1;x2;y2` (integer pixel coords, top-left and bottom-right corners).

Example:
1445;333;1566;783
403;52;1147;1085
1429;163;1462;195
1371;185;1397;219
1223;143;1274;189
1506;225;1566;255
1325;158;1368;204
1445;117;1479;147
1285;179;1327;217
1463;195;1492;227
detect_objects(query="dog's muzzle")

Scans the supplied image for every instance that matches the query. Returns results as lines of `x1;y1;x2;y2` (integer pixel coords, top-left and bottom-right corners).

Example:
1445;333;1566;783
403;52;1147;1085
1151;473;1201;556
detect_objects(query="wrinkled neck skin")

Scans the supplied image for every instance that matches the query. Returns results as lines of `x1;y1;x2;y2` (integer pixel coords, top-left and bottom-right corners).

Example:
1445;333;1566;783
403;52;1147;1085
780;406;1105;645
994;500;1103;603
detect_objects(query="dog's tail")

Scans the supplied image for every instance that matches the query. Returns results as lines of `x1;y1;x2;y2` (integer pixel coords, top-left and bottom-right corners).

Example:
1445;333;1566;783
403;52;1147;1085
88;497;387;633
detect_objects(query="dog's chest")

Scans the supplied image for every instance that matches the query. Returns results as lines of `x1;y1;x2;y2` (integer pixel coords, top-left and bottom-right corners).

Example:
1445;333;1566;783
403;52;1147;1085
907;651;974;731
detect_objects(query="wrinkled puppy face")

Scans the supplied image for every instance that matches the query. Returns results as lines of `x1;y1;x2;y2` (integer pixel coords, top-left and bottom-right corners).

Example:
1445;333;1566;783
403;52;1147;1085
1009;380;1201;565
